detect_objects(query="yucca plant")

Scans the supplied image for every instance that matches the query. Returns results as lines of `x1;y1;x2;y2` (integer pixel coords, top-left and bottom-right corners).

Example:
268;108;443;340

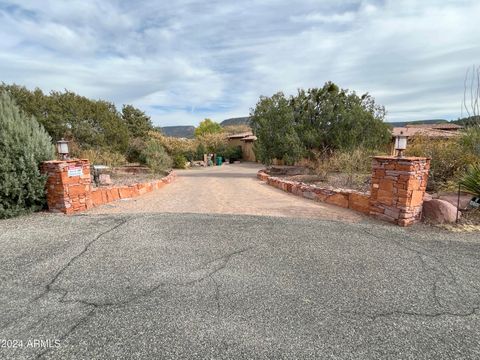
460;164;480;197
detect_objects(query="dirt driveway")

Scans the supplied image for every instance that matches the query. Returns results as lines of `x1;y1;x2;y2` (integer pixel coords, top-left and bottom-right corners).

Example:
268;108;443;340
89;163;363;222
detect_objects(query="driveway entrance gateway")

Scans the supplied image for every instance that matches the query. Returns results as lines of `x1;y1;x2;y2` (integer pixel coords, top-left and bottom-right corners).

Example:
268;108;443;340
87;163;364;222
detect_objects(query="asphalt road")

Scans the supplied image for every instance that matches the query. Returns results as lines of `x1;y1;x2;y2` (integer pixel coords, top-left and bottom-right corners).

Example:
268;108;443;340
1;212;479;359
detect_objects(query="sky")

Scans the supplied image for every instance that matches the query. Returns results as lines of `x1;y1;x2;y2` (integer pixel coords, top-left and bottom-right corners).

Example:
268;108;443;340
0;0;479;127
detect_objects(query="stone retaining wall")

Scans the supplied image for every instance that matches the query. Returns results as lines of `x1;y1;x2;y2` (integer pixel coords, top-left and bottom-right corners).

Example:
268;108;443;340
41;159;176;214
258;156;430;227
257;170;371;215
89;172;176;209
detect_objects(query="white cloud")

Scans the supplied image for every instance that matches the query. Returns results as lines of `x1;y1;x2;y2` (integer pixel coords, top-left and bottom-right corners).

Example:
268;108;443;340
290;11;356;24
0;0;479;126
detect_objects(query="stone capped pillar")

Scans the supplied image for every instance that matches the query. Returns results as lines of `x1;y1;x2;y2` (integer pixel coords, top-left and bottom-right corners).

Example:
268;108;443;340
369;156;430;227
41;159;92;214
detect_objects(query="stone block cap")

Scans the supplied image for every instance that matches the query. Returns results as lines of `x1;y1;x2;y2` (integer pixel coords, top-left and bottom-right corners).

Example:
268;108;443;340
42;159;90;164
372;156;431;161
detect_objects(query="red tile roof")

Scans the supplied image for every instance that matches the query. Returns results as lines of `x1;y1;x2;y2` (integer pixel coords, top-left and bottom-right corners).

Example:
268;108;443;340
228;132;254;139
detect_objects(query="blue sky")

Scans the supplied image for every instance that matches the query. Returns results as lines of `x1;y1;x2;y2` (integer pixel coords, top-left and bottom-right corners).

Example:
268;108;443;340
0;0;479;126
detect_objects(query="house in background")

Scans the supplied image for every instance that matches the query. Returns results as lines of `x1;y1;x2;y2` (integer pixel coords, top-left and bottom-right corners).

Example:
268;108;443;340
390;123;463;155
227;132;257;162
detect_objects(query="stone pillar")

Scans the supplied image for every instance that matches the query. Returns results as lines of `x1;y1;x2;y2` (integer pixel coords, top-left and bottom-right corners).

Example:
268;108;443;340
369;156;430;227
41;159;92;214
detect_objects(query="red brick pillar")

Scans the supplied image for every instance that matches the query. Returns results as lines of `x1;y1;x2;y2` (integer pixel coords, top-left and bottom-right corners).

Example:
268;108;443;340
41;159;92;214
369;156;430;227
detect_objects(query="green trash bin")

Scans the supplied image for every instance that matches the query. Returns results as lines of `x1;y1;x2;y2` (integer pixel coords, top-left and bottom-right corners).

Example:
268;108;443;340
216;156;222;166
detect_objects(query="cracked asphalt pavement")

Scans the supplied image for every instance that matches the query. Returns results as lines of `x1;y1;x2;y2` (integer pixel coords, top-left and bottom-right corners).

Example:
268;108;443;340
1;212;480;359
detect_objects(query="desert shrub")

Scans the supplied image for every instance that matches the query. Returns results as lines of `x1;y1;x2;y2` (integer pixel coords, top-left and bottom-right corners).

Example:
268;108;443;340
172;154;188;169
405;129;480;192
310;148;378;185
328;148;378;174
79;149;127;167
311;158;330;181
460;164;480;197
458;126;480;161
0;92;55;218
142;139;172;174
406;136;469;191
125;137;147;164
148;131;197;161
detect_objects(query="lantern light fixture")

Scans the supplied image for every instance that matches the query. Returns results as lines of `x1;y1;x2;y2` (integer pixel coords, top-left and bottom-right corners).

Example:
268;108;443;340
56;138;69;160
394;131;408;158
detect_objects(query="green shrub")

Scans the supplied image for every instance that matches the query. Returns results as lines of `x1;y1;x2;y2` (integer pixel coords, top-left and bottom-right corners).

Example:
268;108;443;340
142;139;172;174
221;145;243;161
195;143;206;161
460;164;480;197
125;137;147;164
172;154;188;169
0;92;55;218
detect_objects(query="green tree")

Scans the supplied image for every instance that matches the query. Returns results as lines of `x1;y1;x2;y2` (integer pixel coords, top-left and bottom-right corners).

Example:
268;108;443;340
47;91;129;153
122;104;153;139
250;83;390;165
194;118;222;137
250;92;304;165
0;92;55;218
291;82;390;152
0;84;130;153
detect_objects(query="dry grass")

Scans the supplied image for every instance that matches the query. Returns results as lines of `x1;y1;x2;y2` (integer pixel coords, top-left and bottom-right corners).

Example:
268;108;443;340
280;173;371;192
79;149;127;167
281;148;378;192
459;208;480;226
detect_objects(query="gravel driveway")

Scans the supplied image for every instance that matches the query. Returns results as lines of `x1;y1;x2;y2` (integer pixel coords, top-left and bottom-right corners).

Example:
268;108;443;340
88;163;364;222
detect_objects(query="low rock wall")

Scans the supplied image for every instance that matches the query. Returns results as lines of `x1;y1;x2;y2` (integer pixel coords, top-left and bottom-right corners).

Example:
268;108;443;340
258;155;430;227
41;159;176;214
257;170;370;214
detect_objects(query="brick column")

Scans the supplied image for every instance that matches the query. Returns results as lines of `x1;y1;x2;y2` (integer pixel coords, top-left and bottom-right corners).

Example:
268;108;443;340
41;159;92;214
369;156;430;227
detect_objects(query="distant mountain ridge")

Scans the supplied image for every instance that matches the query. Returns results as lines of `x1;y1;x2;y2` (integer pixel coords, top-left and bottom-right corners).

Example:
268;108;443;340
220;117;251;126
386;119;449;127
159;126;195;138
158;118;252;138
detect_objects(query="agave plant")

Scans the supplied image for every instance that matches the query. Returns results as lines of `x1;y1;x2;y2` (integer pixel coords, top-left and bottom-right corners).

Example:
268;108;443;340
460;164;480;197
